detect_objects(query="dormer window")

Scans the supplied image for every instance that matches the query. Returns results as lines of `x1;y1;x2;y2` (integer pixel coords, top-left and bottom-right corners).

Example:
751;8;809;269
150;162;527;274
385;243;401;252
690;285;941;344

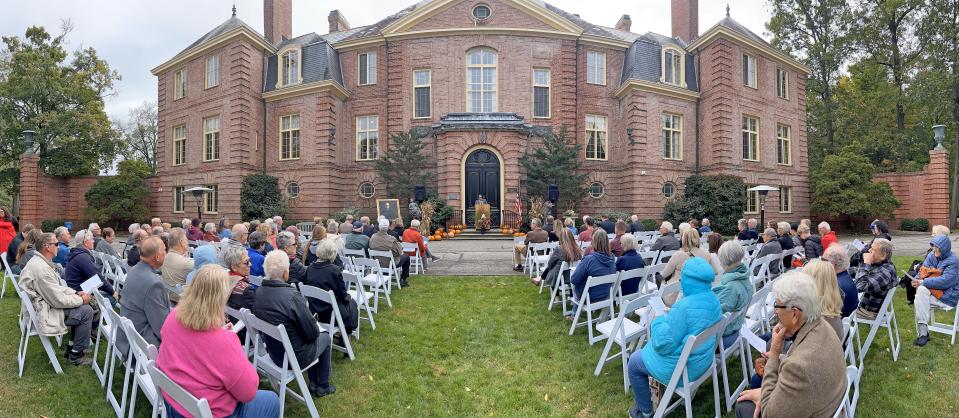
279;48;301;88
662;47;685;87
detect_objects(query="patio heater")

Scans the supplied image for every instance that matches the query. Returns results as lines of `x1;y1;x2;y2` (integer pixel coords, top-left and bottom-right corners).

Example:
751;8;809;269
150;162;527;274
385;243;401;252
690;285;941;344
747;185;779;231
183;186;214;221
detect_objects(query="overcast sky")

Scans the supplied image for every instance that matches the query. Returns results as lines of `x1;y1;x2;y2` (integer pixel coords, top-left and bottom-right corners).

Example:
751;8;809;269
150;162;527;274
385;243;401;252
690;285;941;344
0;0;771;122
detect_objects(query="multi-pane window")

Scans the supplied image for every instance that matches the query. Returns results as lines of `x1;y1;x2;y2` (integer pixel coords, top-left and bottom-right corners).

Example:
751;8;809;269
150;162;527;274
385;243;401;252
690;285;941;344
776;68;788;99
777;124;792;165
664;49;683;86
780;186;792;213
746;185;759;214
204;184;218;214
174;68;186;100
203;116;220;161
742;115;759;161
743;54;757;88
467;48;497;112
280;114;300;160
533;68;550;118
413;69;431;118
359;51;377;85
205;55;219;88
587;51;606;85
281;49;300;87
663;113;683;160
356;115;379;161
173;125;186;166
173;186;184;213
585;114;607;160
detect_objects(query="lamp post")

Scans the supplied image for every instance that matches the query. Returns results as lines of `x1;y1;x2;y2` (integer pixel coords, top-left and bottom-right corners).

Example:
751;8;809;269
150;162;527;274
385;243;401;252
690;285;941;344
183;186;214;222
748;185;779;231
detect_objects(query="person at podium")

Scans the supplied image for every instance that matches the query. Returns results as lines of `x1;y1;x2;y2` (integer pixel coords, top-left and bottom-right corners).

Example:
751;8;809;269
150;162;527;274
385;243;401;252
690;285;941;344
475;194;488;206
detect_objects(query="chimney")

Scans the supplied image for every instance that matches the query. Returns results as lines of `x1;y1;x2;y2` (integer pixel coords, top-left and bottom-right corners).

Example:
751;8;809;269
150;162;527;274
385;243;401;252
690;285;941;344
328;10;351;33
264;0;292;45
670;0;699;43
615;14;632;32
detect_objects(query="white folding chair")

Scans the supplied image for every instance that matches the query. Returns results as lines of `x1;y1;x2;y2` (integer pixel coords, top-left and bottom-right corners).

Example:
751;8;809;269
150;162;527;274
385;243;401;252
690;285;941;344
654;315;727;418
224;306;248;355
145;360;214;418
102;296;132;418
528;242;554;281
854;287;901;374
638;250;659;266
923;293;959;345
92;291;117;386
352;257;392;311
343;271;375;335
14;280;64;377
342;248;367;261
641;263;666;294
0;251;12;299
120;318;161;418
833;365;858;418
368;249;402;290
655;250;677;265
548;260;578;315
242;309;321;418
401;242;423;275
614;267;647;308
594;293;653;392
569;272;619;345
716;308;749;412
248;275;264;287
299;284;356;360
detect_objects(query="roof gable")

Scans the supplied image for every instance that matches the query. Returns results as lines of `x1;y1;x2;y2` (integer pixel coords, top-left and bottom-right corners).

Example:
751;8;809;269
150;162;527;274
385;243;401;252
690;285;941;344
382;0;582;35
152;16;275;75
687;16;809;74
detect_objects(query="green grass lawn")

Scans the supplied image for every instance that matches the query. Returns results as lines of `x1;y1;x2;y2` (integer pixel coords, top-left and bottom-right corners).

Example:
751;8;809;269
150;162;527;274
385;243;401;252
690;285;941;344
0;255;954;417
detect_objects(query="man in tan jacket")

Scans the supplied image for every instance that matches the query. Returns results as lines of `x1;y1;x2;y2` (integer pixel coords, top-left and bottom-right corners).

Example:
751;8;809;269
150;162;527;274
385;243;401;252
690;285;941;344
369;218;411;287
161;228;194;303
19;232;95;365
512;218;548;272
736;271;846;418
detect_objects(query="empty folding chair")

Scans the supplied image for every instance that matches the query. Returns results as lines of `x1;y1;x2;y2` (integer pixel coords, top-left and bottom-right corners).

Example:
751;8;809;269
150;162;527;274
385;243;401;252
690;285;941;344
367;249;402;290
352;257;392;311
145;360;214;418
401;242;423;275
855;287;901;374
343;271;375;335
120;318;161;418
241;309;321;418
14;280;64;376
569;272;619;345
548;261;578;315
528;242;553;282
653;315;727;418
299;284;356;360
594;293;654;392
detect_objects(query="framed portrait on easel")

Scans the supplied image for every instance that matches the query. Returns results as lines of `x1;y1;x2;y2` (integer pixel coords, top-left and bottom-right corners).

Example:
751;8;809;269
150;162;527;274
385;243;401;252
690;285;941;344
376;199;401;221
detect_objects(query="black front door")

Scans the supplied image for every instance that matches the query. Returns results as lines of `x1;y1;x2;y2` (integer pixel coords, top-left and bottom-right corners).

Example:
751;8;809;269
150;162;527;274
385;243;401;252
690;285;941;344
465;148;500;226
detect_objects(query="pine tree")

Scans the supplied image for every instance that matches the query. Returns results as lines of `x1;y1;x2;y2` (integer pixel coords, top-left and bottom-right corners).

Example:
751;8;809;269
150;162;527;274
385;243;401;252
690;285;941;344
519;126;587;211
374;129;430;201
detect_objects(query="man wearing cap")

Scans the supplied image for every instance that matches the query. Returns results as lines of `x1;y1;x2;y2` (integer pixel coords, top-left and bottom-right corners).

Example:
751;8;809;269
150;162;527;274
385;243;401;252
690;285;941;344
370;218;412;287
344;220;370;251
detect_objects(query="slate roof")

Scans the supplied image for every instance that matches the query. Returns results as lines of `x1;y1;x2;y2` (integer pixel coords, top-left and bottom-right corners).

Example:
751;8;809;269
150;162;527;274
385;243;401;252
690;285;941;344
713;17;773;49
175;17;262;57
264;37;343;90
621;32;699;91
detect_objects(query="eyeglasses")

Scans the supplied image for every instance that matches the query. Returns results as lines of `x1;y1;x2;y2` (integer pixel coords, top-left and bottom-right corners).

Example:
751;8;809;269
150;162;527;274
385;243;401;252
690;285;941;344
44;241;58;247
241;259;251;266
773;304;802;311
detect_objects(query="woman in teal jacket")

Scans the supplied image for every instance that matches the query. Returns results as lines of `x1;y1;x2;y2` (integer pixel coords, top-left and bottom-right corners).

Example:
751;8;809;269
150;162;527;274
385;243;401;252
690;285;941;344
627;257;722;418
712;241;753;348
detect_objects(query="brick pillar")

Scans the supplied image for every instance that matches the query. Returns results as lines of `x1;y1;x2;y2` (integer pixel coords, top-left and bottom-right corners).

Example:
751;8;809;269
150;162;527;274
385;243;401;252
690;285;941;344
19;154;42;227
926;149;951;226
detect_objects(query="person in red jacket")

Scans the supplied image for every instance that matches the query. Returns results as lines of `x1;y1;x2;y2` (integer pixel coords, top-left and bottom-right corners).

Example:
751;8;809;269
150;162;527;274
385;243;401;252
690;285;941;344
402;220;440;266
819;221;838;251
0;207;17;255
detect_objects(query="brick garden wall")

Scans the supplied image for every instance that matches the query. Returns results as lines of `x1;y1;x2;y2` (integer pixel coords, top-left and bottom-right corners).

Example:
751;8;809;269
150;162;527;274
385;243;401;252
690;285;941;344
873;149;950;228
19;154;102;228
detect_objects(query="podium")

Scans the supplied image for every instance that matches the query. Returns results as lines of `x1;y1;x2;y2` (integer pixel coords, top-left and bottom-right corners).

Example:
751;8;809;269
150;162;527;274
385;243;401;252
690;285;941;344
474;203;491;227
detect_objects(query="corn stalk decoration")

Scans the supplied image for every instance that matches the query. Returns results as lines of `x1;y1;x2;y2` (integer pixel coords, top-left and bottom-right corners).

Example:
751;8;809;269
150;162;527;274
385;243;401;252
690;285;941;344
419;201;435;234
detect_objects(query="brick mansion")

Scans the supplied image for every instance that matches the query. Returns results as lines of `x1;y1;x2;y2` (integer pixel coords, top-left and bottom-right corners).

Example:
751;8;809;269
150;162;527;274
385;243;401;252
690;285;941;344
146;0;809;225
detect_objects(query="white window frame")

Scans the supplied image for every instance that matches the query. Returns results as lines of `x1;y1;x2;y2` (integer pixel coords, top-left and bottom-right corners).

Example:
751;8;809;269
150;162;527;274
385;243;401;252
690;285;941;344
277;47;302;88
776;68;788;99
662;47;685;87
359;51;377;85
745;184;759;214
532;68;551;119
205;55;219;89
173;125;186;166
280;114;300;160
588;182;605;199
585;114;608;161
777;123;792;166
173;186;185;213
663;113;683;160
413;69;432;119
286;182;300;199
203;184;218;214
356;115;379;161
742;115;760;162
779;186;793;214
586;50;606;85
203;116;220;162
359;182;376;199
466;48;498;112
743;54;757;88
173;68;186;100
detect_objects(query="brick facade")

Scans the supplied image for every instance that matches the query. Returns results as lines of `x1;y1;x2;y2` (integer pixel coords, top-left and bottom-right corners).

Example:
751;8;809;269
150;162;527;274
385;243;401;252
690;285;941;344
873;149;951;228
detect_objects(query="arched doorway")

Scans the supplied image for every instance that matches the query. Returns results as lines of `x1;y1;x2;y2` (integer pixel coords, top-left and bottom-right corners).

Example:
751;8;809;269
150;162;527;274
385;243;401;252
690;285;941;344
464;148;501;226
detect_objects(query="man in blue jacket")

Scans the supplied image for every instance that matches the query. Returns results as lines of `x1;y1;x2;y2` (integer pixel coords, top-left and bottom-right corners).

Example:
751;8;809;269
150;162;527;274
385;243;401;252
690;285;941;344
914;235;959;346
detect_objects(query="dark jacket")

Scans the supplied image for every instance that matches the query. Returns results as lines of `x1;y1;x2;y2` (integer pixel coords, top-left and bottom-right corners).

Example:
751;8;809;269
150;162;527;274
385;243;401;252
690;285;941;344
600;220;616;234
64;247;115;295
802;235;823;259
748;229;759;240
615;249;647;295
837;270;859;318
737;230;751;241
227;272;257;311
630;223;645;233
304;261;352;325
778;235;796;267
651;233;681;252
6;232;22;267
127;246;140;267
251;279;321;368
753;239;783;276
363;225;377;237
288;256;308;285
571;252;617;302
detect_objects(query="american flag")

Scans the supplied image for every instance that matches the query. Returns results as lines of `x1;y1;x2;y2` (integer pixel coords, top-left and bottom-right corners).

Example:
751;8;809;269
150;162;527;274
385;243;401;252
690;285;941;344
514;195;522;227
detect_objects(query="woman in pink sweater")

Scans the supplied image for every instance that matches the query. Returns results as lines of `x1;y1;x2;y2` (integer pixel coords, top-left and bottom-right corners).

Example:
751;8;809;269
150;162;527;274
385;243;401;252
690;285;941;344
157;265;279;418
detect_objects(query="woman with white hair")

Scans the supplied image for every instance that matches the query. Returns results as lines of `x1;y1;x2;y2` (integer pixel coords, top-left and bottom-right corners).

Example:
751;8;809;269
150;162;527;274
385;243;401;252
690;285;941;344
735;271;847;418
252;251;336;397
712;241;752;347
223;245;256;310
303;239;358;334
202;222;218;242
65;229;119;305
777;221;796;268
614;233;646;294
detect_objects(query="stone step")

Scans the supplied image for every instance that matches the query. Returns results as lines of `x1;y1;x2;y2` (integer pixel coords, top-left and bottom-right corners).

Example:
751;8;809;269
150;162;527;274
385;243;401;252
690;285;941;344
441;229;516;240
